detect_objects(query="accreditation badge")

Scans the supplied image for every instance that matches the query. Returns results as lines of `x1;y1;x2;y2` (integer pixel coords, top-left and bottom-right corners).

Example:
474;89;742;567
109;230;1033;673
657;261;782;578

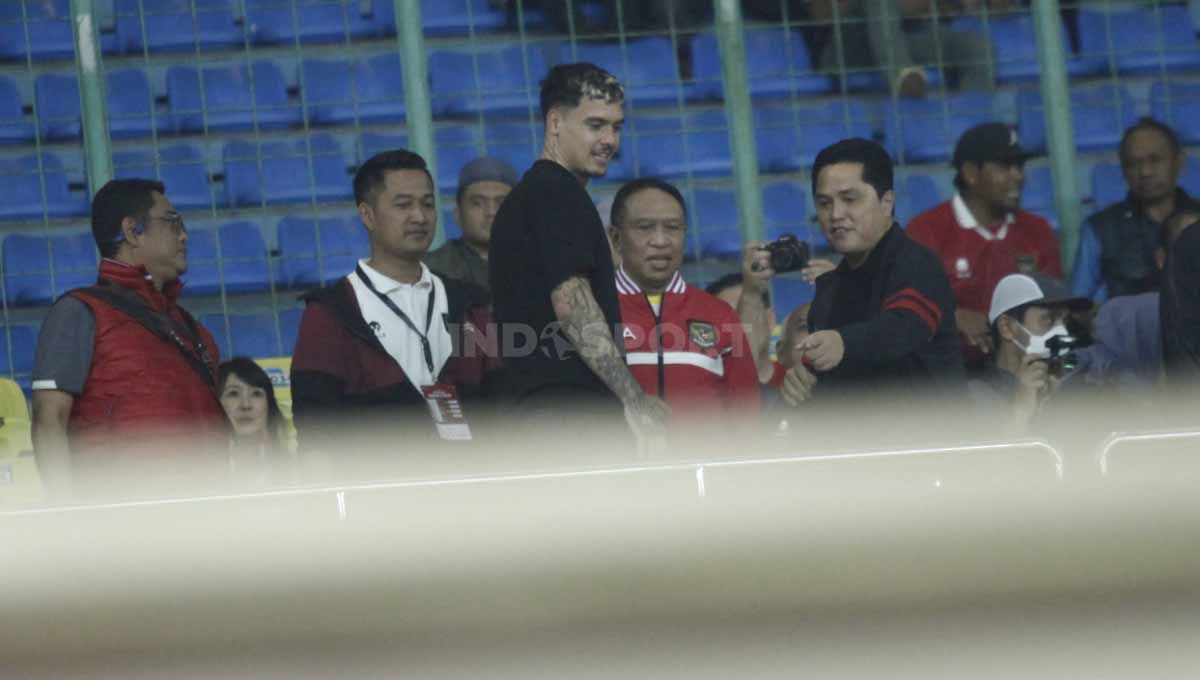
420;384;473;441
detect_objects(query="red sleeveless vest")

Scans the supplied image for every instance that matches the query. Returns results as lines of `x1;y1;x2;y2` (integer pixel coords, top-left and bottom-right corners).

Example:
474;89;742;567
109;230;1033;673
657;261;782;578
65;260;227;460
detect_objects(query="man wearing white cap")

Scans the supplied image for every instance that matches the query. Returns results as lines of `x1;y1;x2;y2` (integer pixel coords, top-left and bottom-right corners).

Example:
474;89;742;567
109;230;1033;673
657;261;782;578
970;273;1091;432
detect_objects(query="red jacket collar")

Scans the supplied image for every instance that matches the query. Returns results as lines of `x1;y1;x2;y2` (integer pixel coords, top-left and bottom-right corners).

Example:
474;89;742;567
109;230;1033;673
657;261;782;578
97;259;184;310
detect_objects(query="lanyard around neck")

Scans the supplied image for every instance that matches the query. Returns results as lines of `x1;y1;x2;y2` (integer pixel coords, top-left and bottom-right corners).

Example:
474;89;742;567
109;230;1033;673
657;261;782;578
355;265;437;374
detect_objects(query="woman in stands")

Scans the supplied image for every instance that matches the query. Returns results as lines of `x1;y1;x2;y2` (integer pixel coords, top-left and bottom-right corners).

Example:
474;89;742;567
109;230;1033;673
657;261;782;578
218;357;293;487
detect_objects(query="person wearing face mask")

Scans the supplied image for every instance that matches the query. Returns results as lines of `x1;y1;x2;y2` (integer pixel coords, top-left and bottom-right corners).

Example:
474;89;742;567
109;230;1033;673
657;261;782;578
218;358;292;487
907;123;1062;369
608;178;760;432
971;273;1091;433
424;157;518;293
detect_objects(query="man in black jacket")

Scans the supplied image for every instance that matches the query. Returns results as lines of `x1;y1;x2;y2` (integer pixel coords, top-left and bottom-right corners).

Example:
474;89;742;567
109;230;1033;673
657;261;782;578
798;138;965;404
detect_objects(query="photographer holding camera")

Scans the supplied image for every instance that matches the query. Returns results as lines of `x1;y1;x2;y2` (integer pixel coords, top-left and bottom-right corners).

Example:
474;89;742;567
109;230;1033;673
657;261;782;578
972;273;1091;433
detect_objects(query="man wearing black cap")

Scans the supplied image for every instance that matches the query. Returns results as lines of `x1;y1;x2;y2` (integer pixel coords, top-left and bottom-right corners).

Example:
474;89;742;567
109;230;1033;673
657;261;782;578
907;123;1062;367
971;273;1091;433
425;157;518;293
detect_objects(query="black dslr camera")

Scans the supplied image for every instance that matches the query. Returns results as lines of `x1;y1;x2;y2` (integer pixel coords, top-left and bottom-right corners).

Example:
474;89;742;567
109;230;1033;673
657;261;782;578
762;234;810;274
1045;334;1086;377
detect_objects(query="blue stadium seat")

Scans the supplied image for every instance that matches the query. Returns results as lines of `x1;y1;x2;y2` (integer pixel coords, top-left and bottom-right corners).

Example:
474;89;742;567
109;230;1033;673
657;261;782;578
1021;165;1057;226
1150;81;1200;145
244;0;381;44
36;69;159;140
625;110;732;178
223;135;352;207
2;232;97;306
202;311;282;360
1018;84;1136;154
0;154;88;221
755;102;875;173
952;11;1104;83
0;0;81;61
433;125;483;192
167;60;299;133
885;92;995;163
0;76;34;145
772;277;815;320
895;174;945;227
1183;156;1200;199
690;28;829;101
762;182;811;242
185;222;271;296
112;144;214;210
484;122;543;179
1080;6;1200;75
0;325;37;386
1090;162;1125;209
441;206;463;240
692;188;742;259
570;38;682;107
277;215;368;287
278;307;303;355
429;44;548;118
302;53;405;125
115;0;243;53
360;132;409;161
420;0;507;36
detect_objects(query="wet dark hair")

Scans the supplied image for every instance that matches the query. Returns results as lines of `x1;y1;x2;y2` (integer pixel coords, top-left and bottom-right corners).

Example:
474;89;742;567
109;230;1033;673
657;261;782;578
610;177;688;228
1120;117;1182;163
353;149;433;206
218;357;285;450
539;62;624;122
811;137;894;201
91;178;165;258
705;272;770;308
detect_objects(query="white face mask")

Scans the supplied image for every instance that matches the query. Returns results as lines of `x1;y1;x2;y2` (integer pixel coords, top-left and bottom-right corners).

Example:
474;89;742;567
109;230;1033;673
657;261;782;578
1017;322;1069;358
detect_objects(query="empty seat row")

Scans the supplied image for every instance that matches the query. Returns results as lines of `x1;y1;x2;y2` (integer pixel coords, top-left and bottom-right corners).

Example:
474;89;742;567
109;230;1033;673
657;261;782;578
202;308;302;361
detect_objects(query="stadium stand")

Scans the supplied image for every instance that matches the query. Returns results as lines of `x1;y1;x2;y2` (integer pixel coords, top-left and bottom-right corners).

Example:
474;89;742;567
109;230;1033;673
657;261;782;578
167;60;300;133
2;232;97;306
5;0;1200;407
114;0;245;54
185;222;272;296
113;144;214;210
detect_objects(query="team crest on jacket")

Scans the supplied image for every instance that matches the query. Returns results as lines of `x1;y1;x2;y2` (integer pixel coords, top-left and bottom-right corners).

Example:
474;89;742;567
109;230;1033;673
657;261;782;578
688;320;717;349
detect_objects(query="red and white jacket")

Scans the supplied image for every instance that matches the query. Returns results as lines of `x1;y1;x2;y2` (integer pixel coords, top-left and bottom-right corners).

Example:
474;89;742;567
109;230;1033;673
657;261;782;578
616;268;761;425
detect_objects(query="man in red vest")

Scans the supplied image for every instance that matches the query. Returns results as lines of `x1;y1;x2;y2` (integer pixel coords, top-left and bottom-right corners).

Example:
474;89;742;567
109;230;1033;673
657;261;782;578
31;179;227;501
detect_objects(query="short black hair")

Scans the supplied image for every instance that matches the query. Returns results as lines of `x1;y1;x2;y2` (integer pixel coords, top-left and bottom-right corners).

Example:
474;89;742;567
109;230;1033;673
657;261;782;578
811;137;894;201
539;62;624;122
610;177;688;228
91;178;165;258
1119;117;1182;162
353;149;433;206
705;272;770;308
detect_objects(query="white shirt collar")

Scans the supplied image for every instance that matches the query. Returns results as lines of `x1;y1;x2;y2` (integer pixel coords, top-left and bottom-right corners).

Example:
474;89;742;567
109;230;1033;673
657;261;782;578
616;267;686;296
952;193;1014;241
357;259;433;295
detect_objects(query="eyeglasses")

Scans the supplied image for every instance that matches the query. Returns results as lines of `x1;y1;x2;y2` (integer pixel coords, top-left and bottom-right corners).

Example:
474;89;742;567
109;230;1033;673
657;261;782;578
148;212;187;234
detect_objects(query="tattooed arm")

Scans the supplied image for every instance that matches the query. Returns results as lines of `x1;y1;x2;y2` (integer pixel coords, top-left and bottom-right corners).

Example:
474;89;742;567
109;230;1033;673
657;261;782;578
551;275;669;423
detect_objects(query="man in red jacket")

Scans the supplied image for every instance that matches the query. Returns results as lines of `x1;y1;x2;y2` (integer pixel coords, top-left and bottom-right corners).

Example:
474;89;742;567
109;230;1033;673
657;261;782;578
608;178;760;433
906;123;1062;367
31;179;227;501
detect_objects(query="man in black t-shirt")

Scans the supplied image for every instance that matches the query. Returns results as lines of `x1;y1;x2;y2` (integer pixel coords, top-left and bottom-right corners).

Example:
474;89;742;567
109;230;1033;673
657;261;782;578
490;63;668;445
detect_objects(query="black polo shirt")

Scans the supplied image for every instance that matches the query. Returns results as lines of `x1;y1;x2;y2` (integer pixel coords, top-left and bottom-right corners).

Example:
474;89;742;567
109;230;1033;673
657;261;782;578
489;159;622;405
